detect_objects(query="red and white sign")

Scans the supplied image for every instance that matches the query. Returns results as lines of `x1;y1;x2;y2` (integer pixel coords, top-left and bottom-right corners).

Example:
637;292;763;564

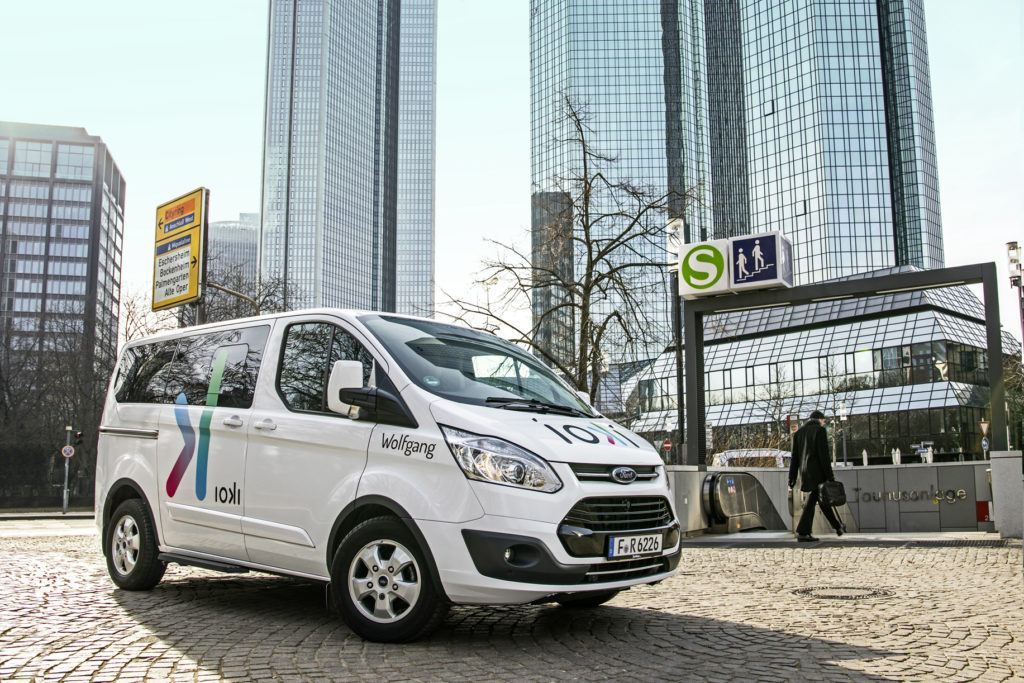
980;420;990;437
662;439;672;453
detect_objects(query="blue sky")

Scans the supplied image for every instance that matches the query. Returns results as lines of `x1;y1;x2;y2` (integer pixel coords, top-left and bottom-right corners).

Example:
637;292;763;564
1;1;1021;332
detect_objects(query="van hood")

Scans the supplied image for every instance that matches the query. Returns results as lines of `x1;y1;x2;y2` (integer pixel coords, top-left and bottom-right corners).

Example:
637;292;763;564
428;399;664;466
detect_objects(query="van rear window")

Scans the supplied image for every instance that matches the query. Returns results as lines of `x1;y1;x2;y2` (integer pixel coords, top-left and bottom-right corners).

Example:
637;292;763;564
114;326;270;408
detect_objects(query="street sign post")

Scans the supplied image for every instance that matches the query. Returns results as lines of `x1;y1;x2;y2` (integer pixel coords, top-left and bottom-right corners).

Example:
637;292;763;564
153;188;208;312
979;420;990;437
62;426;72;515
61;445;74;458
662;439;672;454
982;436;990;457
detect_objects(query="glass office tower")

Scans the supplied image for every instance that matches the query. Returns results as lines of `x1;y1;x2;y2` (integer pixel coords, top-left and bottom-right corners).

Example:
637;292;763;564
743;0;943;283
529;0;944;358
530;0;713;367
0;122;124;371
208;213;259;284
260;0;436;314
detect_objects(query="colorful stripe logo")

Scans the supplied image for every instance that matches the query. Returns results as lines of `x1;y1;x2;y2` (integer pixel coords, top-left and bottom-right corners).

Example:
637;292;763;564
165;348;229;500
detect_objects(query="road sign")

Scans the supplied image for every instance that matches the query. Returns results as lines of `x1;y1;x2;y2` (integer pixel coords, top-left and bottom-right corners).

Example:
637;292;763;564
678;240;730;299
729;232;794;292
61;445;74;458
662;439;672;453
982;437;990;452
979;420;990;437
153;188;207;312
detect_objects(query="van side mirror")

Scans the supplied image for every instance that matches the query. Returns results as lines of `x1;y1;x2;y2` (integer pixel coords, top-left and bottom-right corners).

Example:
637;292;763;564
327;360;364;414
338;386;418;429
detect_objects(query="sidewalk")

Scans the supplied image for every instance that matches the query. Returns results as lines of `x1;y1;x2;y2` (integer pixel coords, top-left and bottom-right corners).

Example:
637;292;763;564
680;529;1016;547
0;509;93;521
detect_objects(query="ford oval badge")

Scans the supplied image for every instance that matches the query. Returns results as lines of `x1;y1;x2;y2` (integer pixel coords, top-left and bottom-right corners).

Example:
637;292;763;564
611;467;637;484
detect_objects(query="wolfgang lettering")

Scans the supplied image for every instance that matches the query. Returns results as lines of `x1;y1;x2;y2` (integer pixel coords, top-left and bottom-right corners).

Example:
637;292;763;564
381;433;436;459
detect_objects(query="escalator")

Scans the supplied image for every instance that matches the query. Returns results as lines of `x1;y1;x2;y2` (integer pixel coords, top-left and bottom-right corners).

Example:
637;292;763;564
702;471;787;533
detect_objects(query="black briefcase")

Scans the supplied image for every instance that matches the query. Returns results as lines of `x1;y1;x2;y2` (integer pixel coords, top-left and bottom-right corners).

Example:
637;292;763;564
819;480;846;506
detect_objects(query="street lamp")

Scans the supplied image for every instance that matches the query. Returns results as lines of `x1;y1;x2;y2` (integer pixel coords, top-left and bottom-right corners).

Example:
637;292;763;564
1006;242;1024;357
839;400;848;467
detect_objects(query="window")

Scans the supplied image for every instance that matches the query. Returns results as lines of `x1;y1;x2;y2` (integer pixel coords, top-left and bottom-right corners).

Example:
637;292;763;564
278;322;373;413
115;326;269;407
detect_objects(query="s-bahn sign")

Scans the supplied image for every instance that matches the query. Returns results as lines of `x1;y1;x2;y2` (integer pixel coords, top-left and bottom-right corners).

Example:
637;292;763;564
678;232;793;299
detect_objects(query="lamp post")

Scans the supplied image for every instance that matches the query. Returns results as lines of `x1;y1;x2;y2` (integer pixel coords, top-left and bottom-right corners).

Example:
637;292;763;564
1007;242;1024;357
839;400;848;467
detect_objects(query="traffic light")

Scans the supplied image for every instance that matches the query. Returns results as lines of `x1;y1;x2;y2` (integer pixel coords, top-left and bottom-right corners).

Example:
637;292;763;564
73;431;84;446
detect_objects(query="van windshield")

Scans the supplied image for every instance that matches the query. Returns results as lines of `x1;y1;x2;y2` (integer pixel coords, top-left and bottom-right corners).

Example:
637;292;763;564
359;315;595;417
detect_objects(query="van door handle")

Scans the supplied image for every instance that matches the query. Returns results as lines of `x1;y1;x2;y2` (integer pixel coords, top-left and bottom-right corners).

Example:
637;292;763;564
254;420;277;431
222;416;243;428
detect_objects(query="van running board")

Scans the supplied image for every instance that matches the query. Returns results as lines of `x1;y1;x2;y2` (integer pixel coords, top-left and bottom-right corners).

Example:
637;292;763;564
158;553;249;574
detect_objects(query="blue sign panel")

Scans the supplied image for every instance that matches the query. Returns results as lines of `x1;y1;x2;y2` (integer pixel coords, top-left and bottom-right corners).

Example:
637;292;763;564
729;232;793;292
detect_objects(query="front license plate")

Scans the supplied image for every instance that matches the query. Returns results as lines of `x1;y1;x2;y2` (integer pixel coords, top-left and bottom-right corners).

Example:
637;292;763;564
607;533;662;558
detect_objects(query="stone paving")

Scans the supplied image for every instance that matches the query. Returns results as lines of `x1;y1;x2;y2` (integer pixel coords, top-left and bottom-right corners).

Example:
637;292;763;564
0;527;1021;682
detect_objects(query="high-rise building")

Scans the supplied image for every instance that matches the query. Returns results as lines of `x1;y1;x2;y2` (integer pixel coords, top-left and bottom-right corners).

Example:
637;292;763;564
0;122;124;371
529;0;944;357
741;0;943;283
208;212;259;284
530;0;712;364
260;0;436;314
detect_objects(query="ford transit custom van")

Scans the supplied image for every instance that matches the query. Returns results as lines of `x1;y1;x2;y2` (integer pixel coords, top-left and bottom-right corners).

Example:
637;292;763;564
97;310;681;641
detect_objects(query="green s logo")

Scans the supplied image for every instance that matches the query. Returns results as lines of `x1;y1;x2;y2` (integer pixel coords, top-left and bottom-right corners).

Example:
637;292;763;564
681;245;725;289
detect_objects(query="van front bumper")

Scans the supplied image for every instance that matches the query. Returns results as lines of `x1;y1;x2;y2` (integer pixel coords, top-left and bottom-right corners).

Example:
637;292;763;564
418;516;681;605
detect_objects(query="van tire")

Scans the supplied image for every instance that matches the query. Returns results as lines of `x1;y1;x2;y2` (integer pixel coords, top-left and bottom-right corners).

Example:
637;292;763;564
331;516;448;642
105;498;165;590
555;589;620;608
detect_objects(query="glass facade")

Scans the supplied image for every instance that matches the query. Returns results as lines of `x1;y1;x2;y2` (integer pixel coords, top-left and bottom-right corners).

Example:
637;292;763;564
742;0;943;283
260;0;435;314
0;122;124;370
529;0;945;358
208;213;260;284
626;267;1011;463
530;0;713;365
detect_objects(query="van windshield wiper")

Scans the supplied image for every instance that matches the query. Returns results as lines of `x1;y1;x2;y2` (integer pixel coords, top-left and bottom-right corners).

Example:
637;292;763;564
485;396;591;418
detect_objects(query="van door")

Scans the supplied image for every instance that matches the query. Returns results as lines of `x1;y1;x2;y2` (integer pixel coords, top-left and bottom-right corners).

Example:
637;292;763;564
243;319;378;577
155;326;270;561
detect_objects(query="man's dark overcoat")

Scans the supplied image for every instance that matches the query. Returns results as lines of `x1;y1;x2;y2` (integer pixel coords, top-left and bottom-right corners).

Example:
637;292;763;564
789;418;833;492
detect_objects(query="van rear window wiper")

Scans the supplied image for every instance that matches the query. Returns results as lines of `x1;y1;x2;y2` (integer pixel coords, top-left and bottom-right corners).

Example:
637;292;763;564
485;396;591;417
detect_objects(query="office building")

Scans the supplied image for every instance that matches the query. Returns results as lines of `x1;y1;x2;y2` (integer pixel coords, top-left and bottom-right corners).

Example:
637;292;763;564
627;267;1015;464
260;0;436;314
0;122;124;371
529;0;944;360
208;212;259;284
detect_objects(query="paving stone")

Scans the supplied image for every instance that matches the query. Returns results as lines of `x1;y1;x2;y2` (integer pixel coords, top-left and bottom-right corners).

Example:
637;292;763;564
0;532;1021;681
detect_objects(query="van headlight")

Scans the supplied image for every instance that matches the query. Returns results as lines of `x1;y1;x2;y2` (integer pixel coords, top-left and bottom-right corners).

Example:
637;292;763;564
440;426;562;493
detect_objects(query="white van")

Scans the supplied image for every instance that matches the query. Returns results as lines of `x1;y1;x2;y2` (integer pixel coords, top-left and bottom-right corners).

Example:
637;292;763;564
96;310;680;641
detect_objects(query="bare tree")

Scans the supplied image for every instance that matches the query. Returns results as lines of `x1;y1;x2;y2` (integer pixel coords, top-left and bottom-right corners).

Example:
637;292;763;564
445;95;699;403
176;257;287;327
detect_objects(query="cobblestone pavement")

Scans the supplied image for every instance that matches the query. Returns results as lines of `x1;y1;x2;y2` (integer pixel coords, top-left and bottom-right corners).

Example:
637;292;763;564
1;530;1021;682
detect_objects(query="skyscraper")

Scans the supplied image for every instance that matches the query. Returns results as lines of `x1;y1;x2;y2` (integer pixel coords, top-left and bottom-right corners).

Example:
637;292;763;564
530;0;712;364
260;0;436;314
0;122;124;371
208;212;259;284
529;0;944;356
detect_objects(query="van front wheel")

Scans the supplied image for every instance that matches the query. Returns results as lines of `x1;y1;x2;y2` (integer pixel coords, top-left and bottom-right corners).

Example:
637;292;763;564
105;498;165;590
331;517;448;642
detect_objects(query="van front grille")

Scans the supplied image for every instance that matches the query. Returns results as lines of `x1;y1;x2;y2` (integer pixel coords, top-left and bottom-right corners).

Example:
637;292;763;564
562;496;674;534
569;464;659;483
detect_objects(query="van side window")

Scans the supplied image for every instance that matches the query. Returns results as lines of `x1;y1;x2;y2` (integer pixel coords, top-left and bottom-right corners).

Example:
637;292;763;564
278;322;374;413
113;326;269;408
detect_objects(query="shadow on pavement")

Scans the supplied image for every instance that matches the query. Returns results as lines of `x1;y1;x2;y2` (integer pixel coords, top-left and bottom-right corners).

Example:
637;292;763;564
114;572;895;680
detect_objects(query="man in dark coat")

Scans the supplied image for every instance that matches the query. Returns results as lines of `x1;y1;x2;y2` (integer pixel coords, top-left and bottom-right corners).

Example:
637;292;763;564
788;410;845;541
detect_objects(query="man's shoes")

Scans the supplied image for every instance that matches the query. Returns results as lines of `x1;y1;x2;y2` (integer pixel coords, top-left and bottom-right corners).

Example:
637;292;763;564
796;534;819;542
835;523;847;537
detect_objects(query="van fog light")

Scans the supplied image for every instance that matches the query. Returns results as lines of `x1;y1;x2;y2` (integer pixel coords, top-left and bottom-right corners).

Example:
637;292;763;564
440;426;562;493
504;547;515;562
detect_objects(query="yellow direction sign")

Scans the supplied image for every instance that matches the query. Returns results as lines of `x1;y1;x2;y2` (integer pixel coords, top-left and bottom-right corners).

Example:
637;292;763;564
153;188;208;311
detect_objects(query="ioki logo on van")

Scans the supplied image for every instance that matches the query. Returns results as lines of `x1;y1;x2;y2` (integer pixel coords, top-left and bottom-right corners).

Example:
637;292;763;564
97;310;680;642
